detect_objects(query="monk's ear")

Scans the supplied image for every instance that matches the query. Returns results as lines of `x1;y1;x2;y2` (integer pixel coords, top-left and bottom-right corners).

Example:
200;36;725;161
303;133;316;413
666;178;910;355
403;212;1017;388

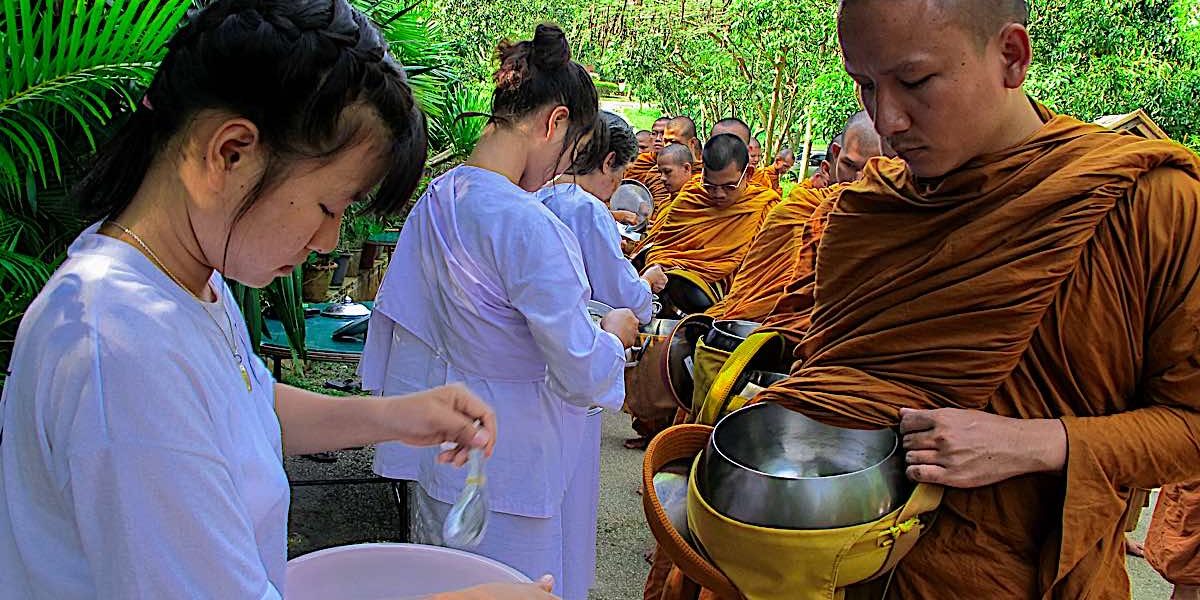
997;23;1033;89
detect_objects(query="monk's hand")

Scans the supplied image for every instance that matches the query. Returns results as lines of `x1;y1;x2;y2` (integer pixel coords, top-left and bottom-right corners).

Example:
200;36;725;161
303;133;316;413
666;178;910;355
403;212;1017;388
384;383;497;467
641;264;668;294
899;408;1066;488
600;308;640;349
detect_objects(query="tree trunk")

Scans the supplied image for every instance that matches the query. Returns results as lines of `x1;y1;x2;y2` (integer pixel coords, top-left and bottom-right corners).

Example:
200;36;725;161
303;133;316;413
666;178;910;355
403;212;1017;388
799;103;815;180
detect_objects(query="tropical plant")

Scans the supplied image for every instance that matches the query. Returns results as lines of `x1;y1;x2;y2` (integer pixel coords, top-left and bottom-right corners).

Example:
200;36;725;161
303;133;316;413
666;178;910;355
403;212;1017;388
0;0;460;383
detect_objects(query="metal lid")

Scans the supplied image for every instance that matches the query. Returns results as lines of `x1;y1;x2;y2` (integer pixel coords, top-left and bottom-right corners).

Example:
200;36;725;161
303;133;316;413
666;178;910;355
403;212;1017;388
321;296;372;319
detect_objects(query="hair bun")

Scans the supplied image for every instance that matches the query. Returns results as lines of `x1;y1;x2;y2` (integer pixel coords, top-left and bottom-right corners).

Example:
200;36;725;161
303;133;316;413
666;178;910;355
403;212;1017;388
530;23;570;70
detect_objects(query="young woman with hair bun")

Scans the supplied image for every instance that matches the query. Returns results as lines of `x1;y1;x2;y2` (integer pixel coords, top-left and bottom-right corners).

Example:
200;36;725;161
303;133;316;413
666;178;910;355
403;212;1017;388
1;1;551;598
362;24;638;599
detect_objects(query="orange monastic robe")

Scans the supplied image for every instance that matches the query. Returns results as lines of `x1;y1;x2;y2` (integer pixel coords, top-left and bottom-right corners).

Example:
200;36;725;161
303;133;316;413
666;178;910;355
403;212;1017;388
626;151;674;223
1146;480;1200;586
643;178;778;285
705;185;836;322
755;163;783;194
756;107;1200;598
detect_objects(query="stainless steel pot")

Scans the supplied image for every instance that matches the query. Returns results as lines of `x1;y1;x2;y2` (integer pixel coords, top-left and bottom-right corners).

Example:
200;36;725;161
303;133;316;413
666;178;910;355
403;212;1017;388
586;300;614;325
320;296;371;319
699;402;911;529
703;320;761;352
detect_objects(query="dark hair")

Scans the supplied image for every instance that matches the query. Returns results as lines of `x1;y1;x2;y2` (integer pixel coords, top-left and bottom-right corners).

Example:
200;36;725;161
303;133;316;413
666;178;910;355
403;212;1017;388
492;24;597;160
77;0;428;219
566;111;637;175
703;134;749;172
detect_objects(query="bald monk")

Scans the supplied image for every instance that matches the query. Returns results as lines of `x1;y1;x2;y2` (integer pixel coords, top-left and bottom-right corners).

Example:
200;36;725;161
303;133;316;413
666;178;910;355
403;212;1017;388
707;112;885;323
627;116;677;215
709;117;751;143
750;2;1200;599
641;121;757;243
656;143;696;201
664;115;704;167
636;129;654;154
641;134;777;288
758;115;893;342
801;139;840;190
748;137;763;168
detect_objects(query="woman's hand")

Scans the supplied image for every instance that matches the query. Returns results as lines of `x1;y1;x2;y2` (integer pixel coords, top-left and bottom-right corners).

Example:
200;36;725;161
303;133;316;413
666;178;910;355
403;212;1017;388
429;575;558;599
600;307;640;349
382;384;497;467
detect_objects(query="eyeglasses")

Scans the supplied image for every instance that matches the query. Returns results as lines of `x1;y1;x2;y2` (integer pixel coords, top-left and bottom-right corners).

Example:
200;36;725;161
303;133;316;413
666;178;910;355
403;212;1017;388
702;165;748;193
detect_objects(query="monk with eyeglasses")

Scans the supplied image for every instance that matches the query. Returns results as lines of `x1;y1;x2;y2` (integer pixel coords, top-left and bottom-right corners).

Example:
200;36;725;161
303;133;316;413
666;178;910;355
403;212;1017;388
640;134;778;288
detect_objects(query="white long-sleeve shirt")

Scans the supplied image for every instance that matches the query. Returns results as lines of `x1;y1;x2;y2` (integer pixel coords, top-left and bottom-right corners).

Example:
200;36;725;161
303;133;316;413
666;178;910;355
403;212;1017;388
537;182;655;324
0;224;286;599
361;166;626;518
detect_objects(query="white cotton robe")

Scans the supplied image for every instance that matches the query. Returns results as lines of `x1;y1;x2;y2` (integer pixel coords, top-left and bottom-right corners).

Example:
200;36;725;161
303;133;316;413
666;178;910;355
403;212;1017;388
536;182;655;324
0;224;287;600
360;166;626;599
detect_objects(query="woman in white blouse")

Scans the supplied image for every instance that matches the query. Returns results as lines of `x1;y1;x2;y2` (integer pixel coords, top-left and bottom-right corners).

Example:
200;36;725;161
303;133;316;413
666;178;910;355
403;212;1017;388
0;2;551;599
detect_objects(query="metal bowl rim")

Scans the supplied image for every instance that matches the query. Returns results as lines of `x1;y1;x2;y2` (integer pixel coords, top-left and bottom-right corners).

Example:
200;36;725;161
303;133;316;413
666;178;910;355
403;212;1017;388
708;403;902;483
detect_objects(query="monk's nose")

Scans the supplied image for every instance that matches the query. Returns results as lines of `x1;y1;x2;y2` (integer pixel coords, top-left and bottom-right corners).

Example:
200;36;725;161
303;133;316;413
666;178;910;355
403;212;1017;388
872;88;911;138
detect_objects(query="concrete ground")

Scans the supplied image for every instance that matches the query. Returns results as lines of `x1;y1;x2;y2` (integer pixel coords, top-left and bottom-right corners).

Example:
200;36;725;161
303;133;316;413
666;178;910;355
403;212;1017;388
286;407;1172;599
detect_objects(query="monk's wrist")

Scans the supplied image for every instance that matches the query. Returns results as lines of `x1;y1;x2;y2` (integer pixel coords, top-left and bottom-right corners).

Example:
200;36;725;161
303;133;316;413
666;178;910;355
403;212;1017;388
1020;418;1068;475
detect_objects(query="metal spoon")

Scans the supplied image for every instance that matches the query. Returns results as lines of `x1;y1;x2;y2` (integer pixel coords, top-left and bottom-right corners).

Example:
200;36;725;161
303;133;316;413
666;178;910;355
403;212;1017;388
442;445;489;549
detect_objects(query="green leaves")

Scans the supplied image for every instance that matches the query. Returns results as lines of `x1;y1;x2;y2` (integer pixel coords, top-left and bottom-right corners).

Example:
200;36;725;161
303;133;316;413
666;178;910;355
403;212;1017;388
0;0;191;193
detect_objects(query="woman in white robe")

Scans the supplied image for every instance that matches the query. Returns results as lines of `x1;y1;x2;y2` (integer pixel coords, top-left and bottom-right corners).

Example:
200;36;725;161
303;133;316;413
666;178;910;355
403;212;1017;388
0;3;551;599
362;26;639;600
535;112;670;588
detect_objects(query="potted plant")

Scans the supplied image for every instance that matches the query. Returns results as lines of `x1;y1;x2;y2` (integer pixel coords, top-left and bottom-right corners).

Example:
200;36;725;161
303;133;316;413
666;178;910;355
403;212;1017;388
301;252;337;301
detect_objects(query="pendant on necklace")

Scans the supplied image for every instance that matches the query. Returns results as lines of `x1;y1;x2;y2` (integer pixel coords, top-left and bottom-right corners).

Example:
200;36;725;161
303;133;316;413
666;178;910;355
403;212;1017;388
239;362;252;392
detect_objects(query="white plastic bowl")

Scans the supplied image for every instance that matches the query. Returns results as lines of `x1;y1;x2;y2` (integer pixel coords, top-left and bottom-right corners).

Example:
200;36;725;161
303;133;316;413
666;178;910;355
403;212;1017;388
285;543;531;600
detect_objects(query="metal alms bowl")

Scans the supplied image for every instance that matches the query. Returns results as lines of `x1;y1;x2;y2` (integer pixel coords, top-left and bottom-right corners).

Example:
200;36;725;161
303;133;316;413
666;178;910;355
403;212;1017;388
700;403;912;530
703;320;761;352
733;370;788;401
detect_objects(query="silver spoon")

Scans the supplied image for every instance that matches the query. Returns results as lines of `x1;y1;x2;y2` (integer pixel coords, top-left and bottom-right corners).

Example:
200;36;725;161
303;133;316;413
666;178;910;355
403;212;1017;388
442;439;489;549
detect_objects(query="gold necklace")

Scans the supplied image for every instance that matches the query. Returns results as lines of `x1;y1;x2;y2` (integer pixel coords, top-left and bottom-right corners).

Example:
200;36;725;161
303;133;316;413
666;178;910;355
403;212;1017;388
106;221;253;392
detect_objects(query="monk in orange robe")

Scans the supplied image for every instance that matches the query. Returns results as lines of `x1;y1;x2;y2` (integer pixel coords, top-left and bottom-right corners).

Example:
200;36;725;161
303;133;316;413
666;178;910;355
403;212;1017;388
755;148;795;195
655;143;695;202
641;134;777;288
709;112;884;323
752;3;1200;599
1146;483;1200;599
628;117;685;217
643;118;744;242
636;129;654;153
748;136;763;169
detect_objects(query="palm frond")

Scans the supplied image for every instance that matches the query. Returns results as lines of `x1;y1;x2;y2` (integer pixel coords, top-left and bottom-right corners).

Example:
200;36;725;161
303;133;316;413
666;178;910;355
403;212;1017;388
0;0;192;192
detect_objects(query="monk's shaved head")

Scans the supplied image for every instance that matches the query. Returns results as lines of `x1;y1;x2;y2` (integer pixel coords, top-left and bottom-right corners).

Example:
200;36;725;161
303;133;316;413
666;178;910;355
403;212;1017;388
776;148;795;161
667;116;698;141
839;0;1027;45
833;111;885;184
837;0;1039;177
703;134;749;173
710;117;752;144
657;143;693;166
665;115;702;161
657;143;696;194
747;137;763;167
636;130;653;153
